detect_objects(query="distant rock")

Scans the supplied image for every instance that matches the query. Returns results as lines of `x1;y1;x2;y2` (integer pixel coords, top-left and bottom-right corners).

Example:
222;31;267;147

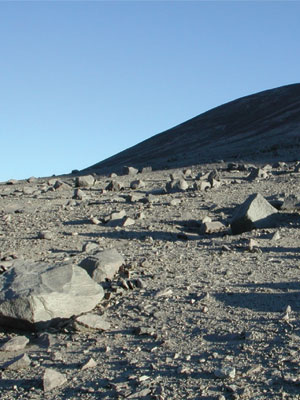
0;260;104;330
122;166;138;176
247;168;268;181
230;193;278;234
75;175;95;188
79;248;124;283
130;179;145;190
105;180;124;191
166;179;189;193
73;188;86;200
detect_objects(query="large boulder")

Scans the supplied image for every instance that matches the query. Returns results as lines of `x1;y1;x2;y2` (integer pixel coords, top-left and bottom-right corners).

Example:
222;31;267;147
230;193;278;235
0;260;104;331
79;248;124;283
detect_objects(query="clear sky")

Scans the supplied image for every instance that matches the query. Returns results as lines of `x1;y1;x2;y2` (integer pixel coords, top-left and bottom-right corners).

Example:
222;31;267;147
0;1;299;182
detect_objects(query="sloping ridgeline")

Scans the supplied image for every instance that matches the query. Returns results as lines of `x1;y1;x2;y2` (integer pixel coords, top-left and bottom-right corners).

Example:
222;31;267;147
83;83;300;174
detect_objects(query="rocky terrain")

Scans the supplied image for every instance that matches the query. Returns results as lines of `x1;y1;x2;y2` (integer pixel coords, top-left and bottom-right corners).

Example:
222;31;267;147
1;84;300;400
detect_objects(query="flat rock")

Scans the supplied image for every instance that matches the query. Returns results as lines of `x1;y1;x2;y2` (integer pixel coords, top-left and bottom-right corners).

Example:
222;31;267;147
230;193;278;235
0;260;104;330
43;368;67;392
79;248;124;283
0;335;29;351
74;313;111;331
3;353;31;370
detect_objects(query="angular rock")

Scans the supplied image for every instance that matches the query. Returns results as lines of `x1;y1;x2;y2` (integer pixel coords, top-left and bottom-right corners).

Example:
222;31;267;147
121;217;135;227
0;335;29;351
74;313;110;332
0;260;104;330
82;242;99;253
166;179;189;193
130;180;145;190
199;221;226;234
247;168;268;181
105;180;124;191
122;166;138;176
230;193;278;235
75;175;95;187
43;368;67;392
79;248;124;283
3;353;31;370
81;357;97;370
193;181;210;191
73;188;86;200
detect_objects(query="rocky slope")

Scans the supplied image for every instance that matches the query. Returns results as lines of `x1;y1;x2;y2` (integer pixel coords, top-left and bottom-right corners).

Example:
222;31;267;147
1;160;300;399
83;83;300;175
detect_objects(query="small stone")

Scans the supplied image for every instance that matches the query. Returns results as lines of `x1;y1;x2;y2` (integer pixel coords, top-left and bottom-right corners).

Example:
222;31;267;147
43;368;67;392
81;357;97;370
199;221;225;234
272;231;281;241
121;217;135;227
82;242;99;253
193;180;211;191
214;366;236;379
74;313;111;331
90;217;101;225
37;231;53;240
122;166;139;176
130;180;145;190
105;180;124;191
155;288;173;298
73;188;86;200
0;336;29;351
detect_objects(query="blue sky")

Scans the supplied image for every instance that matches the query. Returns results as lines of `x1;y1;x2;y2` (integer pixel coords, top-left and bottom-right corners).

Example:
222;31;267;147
0;1;299;181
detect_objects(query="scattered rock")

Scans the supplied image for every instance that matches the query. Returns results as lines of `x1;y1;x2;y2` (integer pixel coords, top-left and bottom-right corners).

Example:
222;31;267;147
105;180;124;191
122;216;135;227
130;179;145;190
43;368;67;392
75;175;95;187
3;353;31;370
73;188;86;200
199;221;226;234
82;242;99;253
0;260;104;330
79;248;124;283
230;193;278;235
193;181;210;191
81;357;97;370
37;230;53;240
74;313;110;332
122;166;139;176
166;179;189;193
214;366;236;379
0;335;29;351
247;168;268;181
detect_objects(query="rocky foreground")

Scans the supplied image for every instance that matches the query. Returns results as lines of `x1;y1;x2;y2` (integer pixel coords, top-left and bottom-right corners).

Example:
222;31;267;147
1;161;300;399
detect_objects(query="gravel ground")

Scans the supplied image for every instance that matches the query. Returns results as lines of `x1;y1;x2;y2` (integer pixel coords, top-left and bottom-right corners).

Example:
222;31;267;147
1;161;300;400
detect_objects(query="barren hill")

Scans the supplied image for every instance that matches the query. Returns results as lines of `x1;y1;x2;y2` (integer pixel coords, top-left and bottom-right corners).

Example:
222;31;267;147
83;83;300;174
